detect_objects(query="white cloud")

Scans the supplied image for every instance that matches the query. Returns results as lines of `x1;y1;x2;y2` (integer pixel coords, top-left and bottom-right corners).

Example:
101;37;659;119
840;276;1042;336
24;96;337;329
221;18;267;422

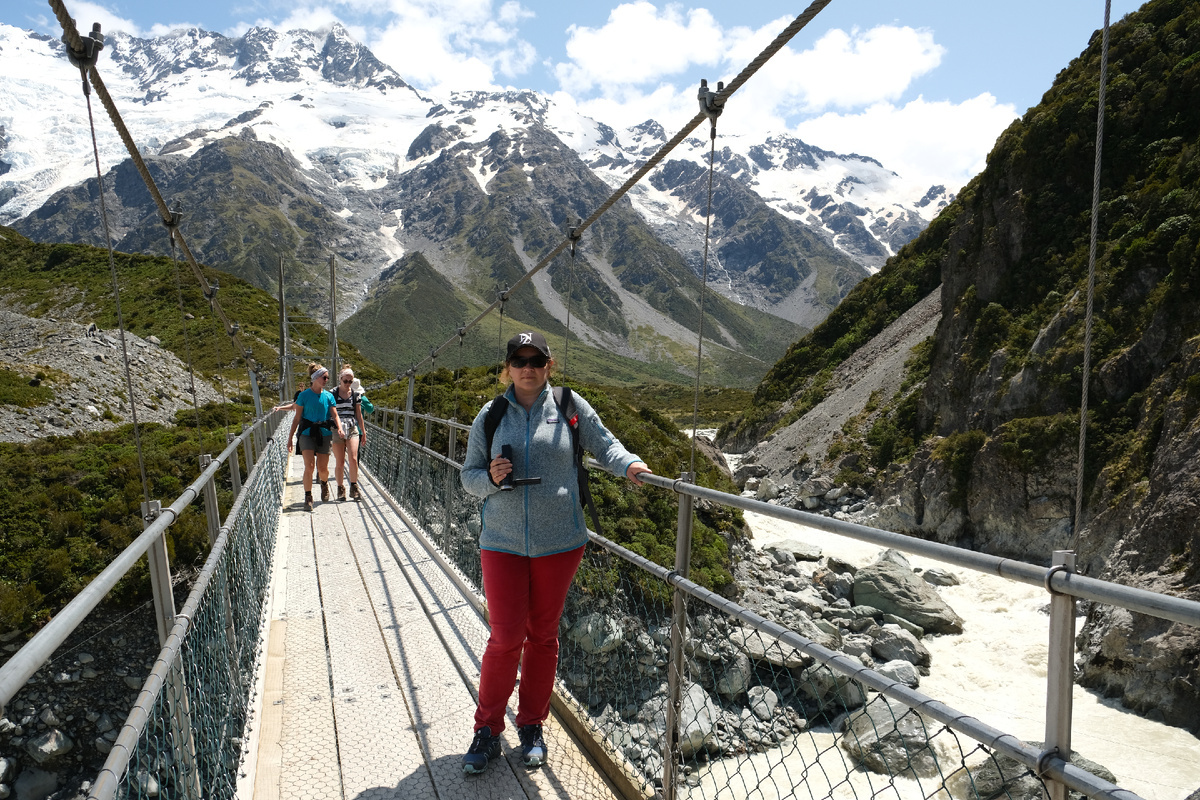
553;83;696;134
553;2;723;93
364;0;538;91
795;94;1018;191
39;1;143;37
777;26;945;112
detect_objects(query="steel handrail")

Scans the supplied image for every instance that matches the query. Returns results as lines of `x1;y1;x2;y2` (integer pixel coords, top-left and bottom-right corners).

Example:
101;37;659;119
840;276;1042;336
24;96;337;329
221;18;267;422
89;415;285;800
0;410;286;713
624;466;1200;629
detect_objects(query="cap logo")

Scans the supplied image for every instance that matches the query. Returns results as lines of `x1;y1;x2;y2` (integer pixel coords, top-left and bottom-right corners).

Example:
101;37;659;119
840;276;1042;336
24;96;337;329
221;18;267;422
519;333;533;345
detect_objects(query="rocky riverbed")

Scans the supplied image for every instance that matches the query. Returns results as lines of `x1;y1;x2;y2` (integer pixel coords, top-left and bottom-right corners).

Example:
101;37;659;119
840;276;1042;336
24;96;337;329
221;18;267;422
0;602;163;800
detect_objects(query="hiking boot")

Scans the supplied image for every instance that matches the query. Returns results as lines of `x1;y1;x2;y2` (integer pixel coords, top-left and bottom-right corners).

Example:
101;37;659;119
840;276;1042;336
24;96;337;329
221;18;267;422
304;492;313;512
320;481;330;502
350;482;360;500
461;726;501;774
517;724;546;768
337;484;347;501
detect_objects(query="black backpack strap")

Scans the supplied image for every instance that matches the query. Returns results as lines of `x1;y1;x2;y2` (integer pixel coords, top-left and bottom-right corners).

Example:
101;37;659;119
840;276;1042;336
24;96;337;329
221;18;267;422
483;395;509;480
554;387;603;536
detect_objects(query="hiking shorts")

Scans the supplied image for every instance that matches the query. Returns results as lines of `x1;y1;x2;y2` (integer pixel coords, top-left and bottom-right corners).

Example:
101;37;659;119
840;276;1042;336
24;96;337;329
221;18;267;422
333;423;360;443
297;433;331;455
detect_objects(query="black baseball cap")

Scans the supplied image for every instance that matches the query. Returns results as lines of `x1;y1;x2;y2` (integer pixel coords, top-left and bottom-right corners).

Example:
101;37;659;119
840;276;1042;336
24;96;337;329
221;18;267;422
506;331;551;361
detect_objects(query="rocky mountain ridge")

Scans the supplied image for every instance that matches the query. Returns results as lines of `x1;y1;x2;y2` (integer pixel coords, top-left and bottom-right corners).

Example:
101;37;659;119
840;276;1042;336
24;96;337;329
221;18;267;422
0;21;941;381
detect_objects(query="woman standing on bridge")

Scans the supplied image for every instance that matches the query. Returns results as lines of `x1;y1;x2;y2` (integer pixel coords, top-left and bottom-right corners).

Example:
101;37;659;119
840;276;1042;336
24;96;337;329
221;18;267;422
330;364;367;501
459;331;652;774
274;362;344;512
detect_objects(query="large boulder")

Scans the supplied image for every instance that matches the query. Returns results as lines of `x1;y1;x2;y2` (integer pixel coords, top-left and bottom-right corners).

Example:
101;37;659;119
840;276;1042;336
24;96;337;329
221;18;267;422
852;559;964;634
840;696;947;778
871;624;932;671
797;664;866;716
945;741;1117;800
26;729;73;763
568;613;624;654
728;627;811;670
678;683;722;758
634;683;722;758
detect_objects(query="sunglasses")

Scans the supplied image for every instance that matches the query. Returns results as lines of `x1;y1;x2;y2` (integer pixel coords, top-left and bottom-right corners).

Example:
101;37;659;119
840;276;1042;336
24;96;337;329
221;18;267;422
509;354;549;369
341;378;353;383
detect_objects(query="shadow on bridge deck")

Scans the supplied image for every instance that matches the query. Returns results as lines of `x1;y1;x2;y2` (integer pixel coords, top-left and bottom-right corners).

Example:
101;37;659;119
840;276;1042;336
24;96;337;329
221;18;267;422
250;453;624;800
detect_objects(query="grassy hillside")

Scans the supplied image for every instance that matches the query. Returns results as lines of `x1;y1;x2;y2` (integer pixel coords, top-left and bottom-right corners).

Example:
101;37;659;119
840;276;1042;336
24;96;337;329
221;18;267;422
0;226;387;401
340;248;786;388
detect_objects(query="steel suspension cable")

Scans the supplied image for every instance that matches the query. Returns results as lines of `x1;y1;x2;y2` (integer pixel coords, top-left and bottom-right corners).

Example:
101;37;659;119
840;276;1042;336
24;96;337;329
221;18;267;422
1070;0;1111;554
364;0;832;391
688;128;719;478
167;215;204;436
83;67;150;505
50;0;261;380
563;223;581;380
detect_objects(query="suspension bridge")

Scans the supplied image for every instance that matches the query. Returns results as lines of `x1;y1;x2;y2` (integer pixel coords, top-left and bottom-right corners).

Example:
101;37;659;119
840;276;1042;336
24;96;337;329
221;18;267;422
3;0;1200;798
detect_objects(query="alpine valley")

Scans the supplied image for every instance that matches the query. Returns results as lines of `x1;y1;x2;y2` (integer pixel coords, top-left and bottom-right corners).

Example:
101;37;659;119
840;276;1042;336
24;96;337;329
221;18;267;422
0;22;951;386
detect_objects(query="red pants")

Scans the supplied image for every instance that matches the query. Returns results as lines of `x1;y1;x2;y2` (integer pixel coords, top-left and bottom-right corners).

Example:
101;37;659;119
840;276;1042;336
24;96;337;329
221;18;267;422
474;546;585;733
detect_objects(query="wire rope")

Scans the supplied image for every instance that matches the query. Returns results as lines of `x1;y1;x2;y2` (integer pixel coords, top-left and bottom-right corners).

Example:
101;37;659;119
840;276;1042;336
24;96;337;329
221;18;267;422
563;222;581;380
50;0;260;378
81;65;150;505
688;126;719;479
166;207;204;437
1070;0;1111;554
496;291;508;370
362;0;832;392
212;303;231;434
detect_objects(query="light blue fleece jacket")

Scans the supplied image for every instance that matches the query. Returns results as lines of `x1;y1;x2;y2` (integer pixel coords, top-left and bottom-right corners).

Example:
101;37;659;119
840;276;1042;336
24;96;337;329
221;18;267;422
460;383;641;558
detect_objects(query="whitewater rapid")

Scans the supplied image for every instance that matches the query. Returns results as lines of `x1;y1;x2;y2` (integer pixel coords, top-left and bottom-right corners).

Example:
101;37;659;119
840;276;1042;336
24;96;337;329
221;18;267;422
720;508;1200;800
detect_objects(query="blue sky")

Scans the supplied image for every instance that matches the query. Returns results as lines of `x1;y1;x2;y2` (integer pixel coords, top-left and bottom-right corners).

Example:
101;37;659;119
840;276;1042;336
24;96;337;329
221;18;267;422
3;0;1142;189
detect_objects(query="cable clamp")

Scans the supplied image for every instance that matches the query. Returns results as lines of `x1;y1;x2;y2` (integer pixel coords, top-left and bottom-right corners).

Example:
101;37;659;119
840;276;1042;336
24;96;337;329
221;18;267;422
162;201;184;232
698;79;725;136
498;288;510;303
568;219;583;258
63;21;104;70
1044;564;1070;596
1035;746;1059;776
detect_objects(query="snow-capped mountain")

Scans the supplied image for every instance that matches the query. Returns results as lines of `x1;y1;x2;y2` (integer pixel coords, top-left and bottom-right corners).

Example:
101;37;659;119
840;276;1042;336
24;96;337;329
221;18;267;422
0;22;949;381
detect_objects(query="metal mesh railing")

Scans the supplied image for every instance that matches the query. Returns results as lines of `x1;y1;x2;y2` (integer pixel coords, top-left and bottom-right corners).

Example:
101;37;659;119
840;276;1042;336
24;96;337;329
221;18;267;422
91;415;289;799
359;418;1107;800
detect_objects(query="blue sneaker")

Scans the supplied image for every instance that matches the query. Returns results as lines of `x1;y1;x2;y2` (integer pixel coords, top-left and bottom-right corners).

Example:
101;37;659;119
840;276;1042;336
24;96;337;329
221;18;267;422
462;726;501;774
518;724;546;768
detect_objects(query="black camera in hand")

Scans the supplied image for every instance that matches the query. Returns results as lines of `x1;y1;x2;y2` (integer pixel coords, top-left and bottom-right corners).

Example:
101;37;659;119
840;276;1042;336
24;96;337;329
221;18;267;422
499;444;541;491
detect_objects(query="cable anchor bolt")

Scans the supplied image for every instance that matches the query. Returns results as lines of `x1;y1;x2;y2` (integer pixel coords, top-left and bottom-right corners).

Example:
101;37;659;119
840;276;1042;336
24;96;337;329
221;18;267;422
568;217;583;257
141;499;162;524
698;79;725;137
163;201;184;230
64;21;104;71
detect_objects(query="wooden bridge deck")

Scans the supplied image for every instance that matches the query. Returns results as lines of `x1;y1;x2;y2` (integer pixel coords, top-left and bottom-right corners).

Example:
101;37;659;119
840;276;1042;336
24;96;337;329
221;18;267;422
249;453;626;800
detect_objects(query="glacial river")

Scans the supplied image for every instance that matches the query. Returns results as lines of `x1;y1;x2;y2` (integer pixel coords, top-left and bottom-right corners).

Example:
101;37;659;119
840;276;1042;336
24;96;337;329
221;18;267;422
690;508;1200;800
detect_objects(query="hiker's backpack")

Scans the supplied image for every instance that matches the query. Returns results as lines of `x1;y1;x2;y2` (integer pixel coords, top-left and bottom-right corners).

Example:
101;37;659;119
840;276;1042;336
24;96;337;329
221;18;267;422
482;386;603;535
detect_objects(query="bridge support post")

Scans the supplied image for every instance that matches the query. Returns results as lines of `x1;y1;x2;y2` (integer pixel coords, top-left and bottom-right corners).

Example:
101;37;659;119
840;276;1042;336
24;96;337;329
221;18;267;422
242;423;255;471
142;500;203;800
663;473;695;799
227;433;243;497
404;374;415;441
1043;550;1077;800
200;455;221;545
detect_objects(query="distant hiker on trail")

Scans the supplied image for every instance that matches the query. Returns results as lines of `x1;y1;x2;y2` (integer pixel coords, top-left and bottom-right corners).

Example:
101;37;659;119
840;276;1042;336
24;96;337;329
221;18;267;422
273;362;344;512
330;364;367;501
458;331;652;774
